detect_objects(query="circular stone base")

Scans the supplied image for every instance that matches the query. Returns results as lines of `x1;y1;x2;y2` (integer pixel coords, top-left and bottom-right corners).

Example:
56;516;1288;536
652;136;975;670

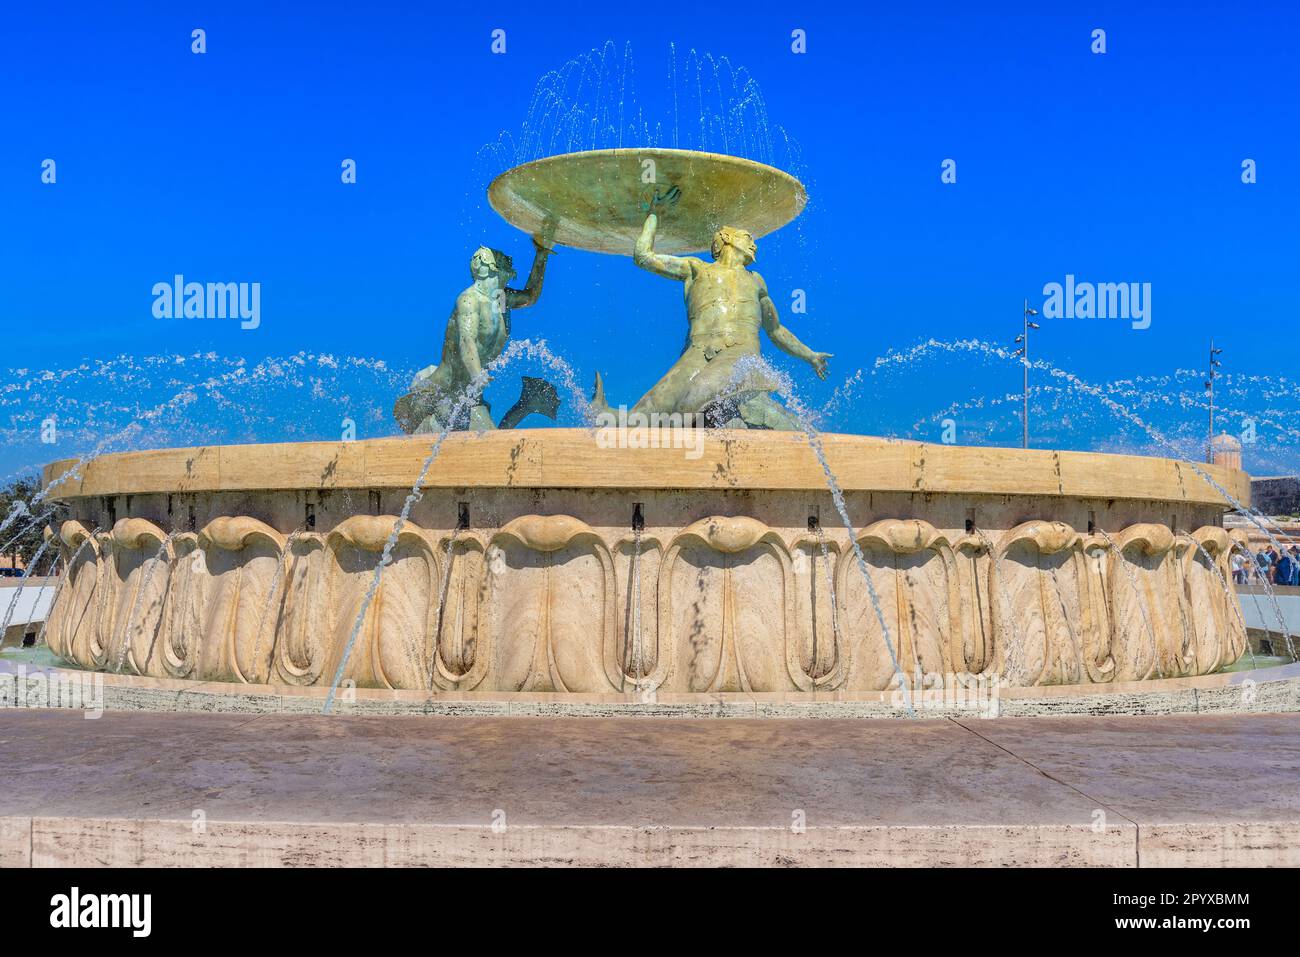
39;429;1253;696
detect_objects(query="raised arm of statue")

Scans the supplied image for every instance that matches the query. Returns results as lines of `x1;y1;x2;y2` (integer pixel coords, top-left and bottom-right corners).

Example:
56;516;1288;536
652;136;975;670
757;274;832;379
507;235;553;309
633;213;694;282
454;292;485;379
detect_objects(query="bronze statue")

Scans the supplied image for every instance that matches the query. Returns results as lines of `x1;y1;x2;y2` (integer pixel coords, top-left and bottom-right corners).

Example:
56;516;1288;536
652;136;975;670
400;149;829;434
394;237;557;434
593;197;831;429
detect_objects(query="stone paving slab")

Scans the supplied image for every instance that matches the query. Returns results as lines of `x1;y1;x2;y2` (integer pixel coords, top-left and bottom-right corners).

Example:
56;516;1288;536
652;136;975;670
0;710;1296;866
958;713;1300;865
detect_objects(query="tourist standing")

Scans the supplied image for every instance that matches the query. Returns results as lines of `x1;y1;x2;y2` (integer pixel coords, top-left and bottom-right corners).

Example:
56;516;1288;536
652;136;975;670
1277;548;1296;589
1255;548;1273;582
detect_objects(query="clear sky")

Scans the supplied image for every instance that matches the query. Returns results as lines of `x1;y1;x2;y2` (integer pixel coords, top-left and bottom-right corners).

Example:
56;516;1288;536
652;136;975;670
3;1;1297;480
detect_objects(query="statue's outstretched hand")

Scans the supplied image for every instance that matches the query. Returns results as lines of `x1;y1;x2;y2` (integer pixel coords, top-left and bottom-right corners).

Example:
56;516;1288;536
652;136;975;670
641;184;682;215
533;219;558;254
810;352;833;380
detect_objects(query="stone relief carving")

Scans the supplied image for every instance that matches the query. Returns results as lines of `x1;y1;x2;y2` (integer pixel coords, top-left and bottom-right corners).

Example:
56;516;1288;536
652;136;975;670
104;518;172;676
322;515;438;690
45;513;1243;694
42;520;105;667
659;516;792;693
836;519;958;691
485;515;617;693
993;521;1104;687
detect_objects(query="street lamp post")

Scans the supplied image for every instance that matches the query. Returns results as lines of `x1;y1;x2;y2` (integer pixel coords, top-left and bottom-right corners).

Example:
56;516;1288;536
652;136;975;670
1014;299;1040;449
1205;341;1223;463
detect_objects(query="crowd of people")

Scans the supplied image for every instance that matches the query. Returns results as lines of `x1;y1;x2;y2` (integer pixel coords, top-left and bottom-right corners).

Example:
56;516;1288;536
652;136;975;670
1233;545;1300;585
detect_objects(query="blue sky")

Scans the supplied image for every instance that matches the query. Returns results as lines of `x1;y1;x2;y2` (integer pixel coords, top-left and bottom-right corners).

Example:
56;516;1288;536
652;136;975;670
2;2;1298;478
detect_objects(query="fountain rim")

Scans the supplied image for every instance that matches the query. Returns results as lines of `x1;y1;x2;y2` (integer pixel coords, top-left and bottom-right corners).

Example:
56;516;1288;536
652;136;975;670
40;428;1249;508
487;146;807;191
487;147;808;254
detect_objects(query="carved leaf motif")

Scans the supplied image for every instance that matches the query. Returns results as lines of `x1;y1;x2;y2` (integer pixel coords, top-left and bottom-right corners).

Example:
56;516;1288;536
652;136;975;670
1037;550;1085;685
104;522;170;675
546;545;611;692
728;546;787;691
953;543;994;675
839;542;900;691
486;518;615;693
324;542;382;687
38;509;1236;694
896;549;953;680
368;541;433;689
48;527;104;666
666;545;728;692
613;539;660;687
790;540;838;683
194;542;280;682
431;540;486;688
487;544;548;691
275;540;330;685
1182;528;1246;673
161;538;205;678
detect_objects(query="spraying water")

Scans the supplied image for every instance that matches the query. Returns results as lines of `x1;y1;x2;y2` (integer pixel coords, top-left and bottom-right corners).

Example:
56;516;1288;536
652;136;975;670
728;354;913;713
322;339;594;713
0;534;56;640
480;41;801;175
33;532;97;652
1234;544;1296;660
1;352;414;536
0;508;55;549
883;338;1299;618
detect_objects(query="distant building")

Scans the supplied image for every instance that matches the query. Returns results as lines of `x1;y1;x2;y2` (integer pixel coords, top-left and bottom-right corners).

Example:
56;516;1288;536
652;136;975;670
1252;476;1300;517
1227;473;1300;555
1209;432;1242;470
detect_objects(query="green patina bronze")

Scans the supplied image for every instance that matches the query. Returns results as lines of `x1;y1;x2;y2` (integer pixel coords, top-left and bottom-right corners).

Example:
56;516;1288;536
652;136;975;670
396;148;824;433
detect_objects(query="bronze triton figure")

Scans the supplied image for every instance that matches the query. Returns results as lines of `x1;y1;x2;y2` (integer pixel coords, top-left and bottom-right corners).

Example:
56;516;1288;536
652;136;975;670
593;193;831;429
394;235;558;433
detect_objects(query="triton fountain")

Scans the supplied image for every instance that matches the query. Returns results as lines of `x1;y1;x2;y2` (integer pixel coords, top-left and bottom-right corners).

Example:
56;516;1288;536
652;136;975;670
34;147;1264;708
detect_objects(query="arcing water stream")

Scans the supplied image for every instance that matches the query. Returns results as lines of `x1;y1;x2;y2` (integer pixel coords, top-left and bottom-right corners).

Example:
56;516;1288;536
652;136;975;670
321;339;594;713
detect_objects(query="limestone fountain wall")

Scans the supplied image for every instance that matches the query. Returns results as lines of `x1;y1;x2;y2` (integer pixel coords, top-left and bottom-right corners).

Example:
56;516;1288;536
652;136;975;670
39;431;1252;693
